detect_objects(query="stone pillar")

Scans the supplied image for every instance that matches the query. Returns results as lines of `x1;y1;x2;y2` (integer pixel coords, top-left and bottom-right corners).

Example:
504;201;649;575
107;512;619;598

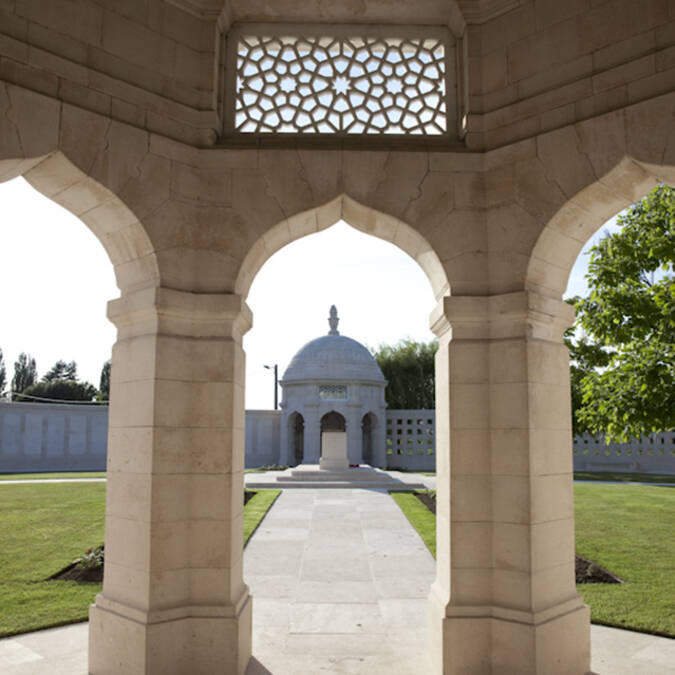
346;404;362;465
429;291;590;675
89;287;252;675
303;403;320;463
372;414;387;468
278;411;290;466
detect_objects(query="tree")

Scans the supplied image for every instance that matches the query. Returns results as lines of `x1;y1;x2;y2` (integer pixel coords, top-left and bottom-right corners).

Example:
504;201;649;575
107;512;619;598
18;379;98;403
42;360;78;382
568;184;675;441
371;339;437;409
564;306;612;436
11;353;37;400
0;348;6;399
98;359;111;401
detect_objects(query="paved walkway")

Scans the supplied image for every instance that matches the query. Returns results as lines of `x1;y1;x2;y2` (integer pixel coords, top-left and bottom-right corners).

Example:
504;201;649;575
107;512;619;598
0;488;673;674
245;489;434;674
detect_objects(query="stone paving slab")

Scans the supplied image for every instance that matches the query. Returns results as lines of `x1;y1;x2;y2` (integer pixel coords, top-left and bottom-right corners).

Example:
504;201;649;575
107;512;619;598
0;487;673;674
246;488;435;674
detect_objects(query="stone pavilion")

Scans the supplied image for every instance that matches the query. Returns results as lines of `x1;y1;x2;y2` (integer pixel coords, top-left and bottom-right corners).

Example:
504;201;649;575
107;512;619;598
2;1;675;672
278;306;387;468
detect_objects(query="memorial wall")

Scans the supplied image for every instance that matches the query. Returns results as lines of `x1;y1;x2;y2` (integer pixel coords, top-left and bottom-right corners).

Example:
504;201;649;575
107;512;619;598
1;401;672;475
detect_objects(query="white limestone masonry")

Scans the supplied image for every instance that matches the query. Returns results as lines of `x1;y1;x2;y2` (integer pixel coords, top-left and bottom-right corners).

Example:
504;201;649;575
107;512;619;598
2;2;675;672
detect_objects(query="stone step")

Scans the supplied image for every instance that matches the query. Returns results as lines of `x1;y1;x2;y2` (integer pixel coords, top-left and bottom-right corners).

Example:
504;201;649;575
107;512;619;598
245;464;428;490
287;471;392;481
246;479;425;490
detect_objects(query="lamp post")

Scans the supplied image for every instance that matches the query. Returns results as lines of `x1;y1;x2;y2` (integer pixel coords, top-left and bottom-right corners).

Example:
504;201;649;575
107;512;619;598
264;364;279;410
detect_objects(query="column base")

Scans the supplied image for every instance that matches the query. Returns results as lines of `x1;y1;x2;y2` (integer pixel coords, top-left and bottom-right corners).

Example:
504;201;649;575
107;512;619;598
89;593;252;675
429;589;591;674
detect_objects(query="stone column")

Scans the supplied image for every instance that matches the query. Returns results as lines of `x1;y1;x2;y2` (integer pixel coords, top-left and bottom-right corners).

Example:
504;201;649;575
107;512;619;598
89;287;252;675
372;414;388;468
346;404;362;465
429;291;590;675
303;403;320;463
278;412;290;466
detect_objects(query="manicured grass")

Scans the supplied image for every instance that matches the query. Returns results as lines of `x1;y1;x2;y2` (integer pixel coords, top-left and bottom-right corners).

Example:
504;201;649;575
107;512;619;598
0;472;107;481
574;483;674;636
0;484;282;637
0;482;106;637
389;491;436;557
574;471;674;484
391;484;674;637
388;468;436;476
244;489;281;544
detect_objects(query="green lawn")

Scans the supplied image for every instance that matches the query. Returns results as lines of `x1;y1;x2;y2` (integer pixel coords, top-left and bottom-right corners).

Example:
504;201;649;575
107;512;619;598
0;472;107;481
390;491;436;557
0;483;281;637
391;484;674;637
244;490;281;544
574;483;674;636
0;483;105;637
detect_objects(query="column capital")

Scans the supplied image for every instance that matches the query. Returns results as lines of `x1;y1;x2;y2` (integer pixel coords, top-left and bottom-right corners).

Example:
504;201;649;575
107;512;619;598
107;287;253;341
430;291;574;341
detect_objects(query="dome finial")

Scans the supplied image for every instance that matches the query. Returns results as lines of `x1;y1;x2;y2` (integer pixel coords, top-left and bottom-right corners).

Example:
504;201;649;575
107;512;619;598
328;305;340;335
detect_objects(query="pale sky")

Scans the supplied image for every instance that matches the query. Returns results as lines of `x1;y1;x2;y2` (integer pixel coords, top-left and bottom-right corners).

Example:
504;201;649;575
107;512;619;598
0;176;620;407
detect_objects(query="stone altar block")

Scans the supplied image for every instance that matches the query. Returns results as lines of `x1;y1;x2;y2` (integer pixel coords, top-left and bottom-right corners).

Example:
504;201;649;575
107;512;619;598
320;431;348;470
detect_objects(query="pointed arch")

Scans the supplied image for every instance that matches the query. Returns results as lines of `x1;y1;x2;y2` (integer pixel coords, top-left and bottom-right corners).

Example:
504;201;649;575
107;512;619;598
526;94;675;299
526;156;674;298
234;194;450;302
0;151;159;293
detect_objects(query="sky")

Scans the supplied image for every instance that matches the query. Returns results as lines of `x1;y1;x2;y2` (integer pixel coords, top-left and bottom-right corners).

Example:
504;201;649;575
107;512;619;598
0;176;620;408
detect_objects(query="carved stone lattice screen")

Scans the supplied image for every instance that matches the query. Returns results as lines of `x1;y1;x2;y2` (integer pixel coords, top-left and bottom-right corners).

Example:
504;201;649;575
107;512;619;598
385;410;435;471
226;25;453;136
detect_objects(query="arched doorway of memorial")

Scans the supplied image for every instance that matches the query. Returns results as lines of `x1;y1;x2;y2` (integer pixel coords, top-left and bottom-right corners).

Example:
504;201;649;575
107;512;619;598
239;199;441;671
320;410;347;461
361;412;377;465
288;411;305;466
522;159;675;669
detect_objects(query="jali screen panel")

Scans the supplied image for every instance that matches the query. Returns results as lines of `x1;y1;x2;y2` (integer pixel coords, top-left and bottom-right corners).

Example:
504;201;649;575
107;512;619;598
227;25;452;136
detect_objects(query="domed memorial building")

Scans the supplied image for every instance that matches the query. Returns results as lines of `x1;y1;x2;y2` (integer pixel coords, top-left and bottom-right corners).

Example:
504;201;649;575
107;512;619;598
278;306;387;467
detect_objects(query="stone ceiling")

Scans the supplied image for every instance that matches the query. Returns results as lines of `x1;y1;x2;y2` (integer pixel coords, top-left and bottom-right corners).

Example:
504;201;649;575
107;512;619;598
167;0;521;26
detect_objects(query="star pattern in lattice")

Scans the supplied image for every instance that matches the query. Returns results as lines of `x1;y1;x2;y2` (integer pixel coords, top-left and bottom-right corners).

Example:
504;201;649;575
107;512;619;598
234;34;447;135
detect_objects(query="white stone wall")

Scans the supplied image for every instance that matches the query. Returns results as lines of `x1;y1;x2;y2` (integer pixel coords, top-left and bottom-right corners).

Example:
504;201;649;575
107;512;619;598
3;401;672;475
0;401;108;473
244;410;281;468
573;431;675;474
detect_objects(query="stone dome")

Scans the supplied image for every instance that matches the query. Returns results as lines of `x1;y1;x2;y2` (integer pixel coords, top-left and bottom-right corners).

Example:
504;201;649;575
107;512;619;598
282;306;385;384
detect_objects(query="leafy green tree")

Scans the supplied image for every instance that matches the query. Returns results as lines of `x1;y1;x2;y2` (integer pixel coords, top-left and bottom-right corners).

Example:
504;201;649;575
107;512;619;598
98;359;111;401
11;353;37;400
0;348;6;399
17;379;98;403
569;184;675;441
42;360;78;382
564;303;612;436
371;339;438;409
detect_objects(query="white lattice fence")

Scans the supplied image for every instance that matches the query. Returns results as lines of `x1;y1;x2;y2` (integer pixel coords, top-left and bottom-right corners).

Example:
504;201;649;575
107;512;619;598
385;410;435;471
573;431;675;474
